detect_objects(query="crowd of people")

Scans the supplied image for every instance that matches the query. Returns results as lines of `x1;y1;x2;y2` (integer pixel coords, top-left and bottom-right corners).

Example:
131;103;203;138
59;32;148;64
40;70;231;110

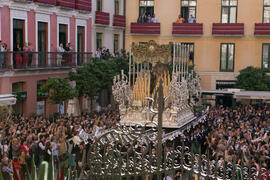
95;47;124;59
184;104;270;176
137;12;158;23
1;102;270;178
0;108;120;179
0;41;34;69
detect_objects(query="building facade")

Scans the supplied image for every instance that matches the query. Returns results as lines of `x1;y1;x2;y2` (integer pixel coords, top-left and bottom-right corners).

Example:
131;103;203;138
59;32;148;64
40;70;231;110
92;0;126;55
125;0;270;91
0;0;92;116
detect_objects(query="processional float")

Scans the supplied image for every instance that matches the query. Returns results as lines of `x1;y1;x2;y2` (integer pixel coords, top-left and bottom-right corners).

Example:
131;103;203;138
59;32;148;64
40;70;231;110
112;40;201;128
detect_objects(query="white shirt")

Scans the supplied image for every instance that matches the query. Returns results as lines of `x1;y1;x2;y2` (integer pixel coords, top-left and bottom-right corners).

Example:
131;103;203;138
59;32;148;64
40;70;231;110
0;45;5;52
58;47;65;53
0;144;8;154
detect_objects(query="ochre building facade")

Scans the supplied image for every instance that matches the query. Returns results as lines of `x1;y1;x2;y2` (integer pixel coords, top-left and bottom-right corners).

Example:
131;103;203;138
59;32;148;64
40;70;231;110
125;0;270;90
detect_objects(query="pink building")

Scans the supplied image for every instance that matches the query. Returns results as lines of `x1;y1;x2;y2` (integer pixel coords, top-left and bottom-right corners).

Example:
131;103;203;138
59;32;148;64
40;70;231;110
0;0;92;116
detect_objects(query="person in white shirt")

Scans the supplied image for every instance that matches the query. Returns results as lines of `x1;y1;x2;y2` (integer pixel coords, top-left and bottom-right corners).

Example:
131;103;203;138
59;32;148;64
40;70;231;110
57;43;65;66
95;48;102;58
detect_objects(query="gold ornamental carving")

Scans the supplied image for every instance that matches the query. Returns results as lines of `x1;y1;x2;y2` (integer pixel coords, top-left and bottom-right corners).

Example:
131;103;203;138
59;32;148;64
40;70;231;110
131;40;172;64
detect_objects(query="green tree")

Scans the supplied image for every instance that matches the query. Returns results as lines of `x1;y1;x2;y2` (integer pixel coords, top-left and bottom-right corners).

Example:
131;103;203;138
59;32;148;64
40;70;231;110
42;77;77;105
69;55;129;99
235;66;270;91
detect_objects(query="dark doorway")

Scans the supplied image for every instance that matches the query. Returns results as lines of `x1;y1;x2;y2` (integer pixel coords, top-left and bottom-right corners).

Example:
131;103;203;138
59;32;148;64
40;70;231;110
13;19;25;51
38;22;48;67
59;24;67;48
77;26;84;66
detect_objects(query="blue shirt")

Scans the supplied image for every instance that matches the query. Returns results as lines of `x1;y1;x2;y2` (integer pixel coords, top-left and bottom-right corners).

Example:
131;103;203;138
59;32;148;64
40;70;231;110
51;142;58;156
188;17;195;23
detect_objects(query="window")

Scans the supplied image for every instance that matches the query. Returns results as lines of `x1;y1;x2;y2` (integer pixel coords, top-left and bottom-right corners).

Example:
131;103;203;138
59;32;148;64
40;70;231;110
262;44;270;69
59;24;67;48
181;0;196;22
220;43;235;72
96;32;103;50
97;0;103;11
139;0;154;17
115;0;120;15
114;34;119;54
264;0;270;23
13;19;25;51
221;0;237;23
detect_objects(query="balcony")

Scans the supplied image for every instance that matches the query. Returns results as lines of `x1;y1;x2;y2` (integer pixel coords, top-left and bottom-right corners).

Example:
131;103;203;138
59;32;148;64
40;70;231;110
75;0;91;11
254;23;270;36
130;23;160;35
172;23;203;36
57;0;76;9
113;15;126;28
0;52;92;71
34;0;57;5
95;11;110;25
212;23;244;36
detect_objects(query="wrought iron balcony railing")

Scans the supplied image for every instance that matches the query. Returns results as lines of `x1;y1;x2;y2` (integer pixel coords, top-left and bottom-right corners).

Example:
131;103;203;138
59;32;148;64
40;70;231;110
0;51;92;70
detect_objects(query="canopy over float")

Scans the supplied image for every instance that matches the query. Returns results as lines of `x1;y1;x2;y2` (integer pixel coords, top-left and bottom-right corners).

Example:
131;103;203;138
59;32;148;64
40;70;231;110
112;40;203;128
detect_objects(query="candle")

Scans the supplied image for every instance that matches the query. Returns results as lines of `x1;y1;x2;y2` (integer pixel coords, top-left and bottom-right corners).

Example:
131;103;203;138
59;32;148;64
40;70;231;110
148;72;150;97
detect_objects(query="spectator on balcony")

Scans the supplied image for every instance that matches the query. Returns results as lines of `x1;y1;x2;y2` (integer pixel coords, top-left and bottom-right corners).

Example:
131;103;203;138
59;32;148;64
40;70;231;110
176;15;184;23
27;43;33;67
14;44;22;69
23;43;29;67
147;14;152;23
57;43;65;66
0;41;5;69
95;48;102;58
188;15;196;23
141;12;147;23
151;14;158;23
67;43;73;65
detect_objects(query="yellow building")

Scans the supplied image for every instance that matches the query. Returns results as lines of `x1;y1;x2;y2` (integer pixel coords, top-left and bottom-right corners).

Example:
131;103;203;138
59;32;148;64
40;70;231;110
125;0;270;91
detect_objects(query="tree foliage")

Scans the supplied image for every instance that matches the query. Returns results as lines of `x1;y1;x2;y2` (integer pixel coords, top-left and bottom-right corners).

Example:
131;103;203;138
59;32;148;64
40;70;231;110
69;55;129;99
42;77;77;104
235;66;270;91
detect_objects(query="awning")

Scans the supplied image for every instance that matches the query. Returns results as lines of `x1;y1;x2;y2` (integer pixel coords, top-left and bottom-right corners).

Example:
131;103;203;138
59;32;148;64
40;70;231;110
202;90;234;95
0;94;16;105
234;91;270;100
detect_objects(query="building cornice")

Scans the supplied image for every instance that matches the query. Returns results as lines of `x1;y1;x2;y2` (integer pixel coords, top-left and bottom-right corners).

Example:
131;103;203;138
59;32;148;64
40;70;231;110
9;1;31;11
